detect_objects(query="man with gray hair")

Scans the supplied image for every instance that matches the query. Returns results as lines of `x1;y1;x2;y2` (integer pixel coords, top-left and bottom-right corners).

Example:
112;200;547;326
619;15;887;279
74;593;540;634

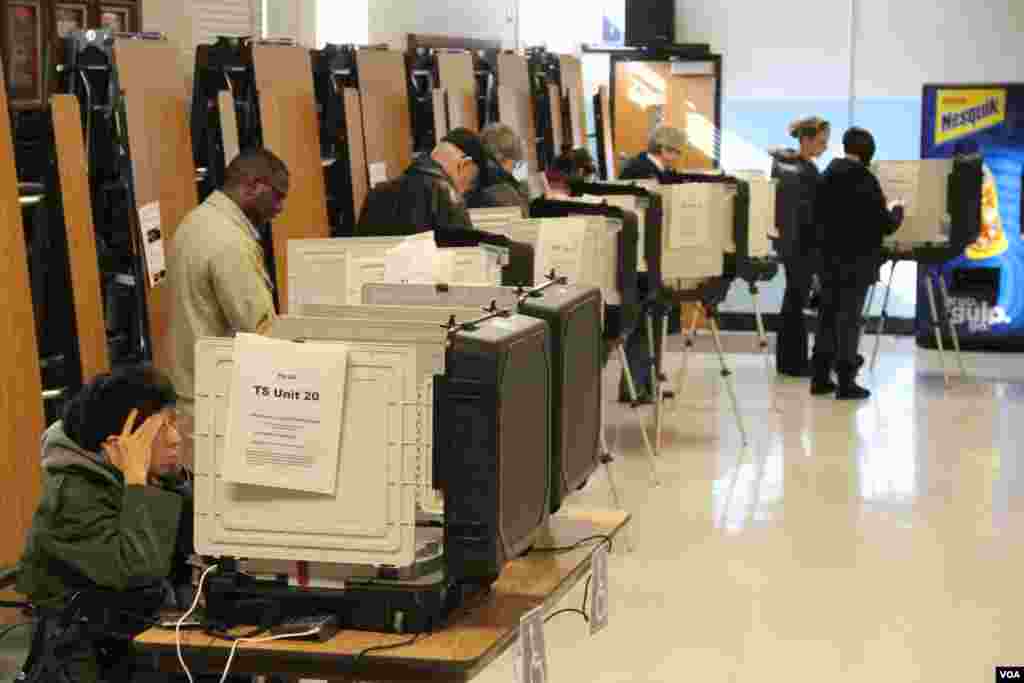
619;125;687;182
616;125;687;403
467;123;530;217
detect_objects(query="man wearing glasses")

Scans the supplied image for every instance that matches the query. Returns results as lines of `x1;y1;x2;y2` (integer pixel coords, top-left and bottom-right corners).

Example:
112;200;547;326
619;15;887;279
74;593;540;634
168;148;287;468
356;127;485;235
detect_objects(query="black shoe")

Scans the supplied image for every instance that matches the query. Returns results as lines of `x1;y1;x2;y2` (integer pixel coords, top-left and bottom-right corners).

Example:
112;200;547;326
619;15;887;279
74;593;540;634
835;362;870;400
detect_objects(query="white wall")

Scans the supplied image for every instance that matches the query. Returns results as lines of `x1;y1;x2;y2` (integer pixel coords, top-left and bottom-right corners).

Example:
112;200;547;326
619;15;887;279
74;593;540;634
367;0;516;50
676;0;1024;100
264;0;317;47
854;0;1024;97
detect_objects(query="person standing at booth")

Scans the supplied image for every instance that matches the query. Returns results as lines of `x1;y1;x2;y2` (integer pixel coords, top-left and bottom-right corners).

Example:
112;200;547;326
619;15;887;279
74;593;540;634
811;127;903;399
617;126;687;403
770;116;831;377
168;148;288;469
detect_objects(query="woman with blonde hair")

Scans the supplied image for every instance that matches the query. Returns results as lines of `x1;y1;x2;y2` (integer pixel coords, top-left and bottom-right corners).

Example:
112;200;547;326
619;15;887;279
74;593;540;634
770;115;830;376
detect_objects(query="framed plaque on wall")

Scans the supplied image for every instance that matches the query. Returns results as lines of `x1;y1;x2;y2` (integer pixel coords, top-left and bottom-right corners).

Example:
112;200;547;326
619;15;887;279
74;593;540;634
6;0;44;107
55;3;88;38
100;4;134;33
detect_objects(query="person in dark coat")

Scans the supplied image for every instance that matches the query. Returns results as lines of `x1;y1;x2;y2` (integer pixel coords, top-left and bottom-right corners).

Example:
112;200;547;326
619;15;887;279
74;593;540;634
356;128;485;235
770;116;831;376
811;127;903;399
467;123;530;217
616;126;686;403
618;125;686;183
16;366;190;682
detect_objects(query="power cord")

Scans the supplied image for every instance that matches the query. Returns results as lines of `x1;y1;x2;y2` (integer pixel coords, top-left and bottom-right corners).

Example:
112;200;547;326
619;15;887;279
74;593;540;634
218;625;323;683
528;535;613;556
177;564;218;683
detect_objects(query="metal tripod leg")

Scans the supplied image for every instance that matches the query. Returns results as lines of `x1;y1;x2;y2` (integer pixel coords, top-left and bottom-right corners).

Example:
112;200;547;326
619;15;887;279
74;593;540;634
924;269;950;387
617;344;660;486
708;308;749;446
677;307;701;398
870;260;898;371
655;314;670;457
599;420;634;552
936;271;968;380
750;282;770;357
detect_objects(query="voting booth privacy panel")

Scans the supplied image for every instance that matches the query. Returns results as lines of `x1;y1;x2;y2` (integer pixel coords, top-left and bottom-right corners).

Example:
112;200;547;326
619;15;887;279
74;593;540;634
920;83;1024;350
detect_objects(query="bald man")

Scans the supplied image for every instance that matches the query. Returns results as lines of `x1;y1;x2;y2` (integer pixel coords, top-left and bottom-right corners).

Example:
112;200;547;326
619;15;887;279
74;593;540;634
356;128;485;235
168;147;286;467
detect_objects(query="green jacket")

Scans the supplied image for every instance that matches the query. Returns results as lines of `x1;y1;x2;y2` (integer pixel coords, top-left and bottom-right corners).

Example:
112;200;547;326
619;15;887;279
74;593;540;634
16;422;183;609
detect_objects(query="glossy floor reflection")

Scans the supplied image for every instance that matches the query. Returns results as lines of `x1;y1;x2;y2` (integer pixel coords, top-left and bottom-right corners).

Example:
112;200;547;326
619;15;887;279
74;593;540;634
476;335;1024;683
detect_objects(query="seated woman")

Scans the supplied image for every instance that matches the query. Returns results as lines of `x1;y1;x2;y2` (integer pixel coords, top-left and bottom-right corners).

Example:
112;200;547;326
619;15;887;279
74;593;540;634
16;365;190;682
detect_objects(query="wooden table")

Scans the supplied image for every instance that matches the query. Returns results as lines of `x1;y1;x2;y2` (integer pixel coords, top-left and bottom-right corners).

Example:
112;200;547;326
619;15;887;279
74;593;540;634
135;508;630;682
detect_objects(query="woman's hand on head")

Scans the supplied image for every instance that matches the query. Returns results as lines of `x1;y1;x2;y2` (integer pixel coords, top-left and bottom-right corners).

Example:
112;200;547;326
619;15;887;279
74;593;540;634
104;409;166;486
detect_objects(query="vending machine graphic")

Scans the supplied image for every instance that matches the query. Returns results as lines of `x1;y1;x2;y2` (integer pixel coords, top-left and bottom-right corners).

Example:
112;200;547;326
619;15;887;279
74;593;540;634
920;84;1024;350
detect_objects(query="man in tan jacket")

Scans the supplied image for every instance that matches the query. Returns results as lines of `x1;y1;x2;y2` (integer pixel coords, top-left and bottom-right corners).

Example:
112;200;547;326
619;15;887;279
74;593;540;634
168;148;288;467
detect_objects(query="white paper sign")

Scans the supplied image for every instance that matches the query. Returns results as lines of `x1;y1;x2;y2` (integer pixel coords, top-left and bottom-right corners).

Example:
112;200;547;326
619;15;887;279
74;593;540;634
221;334;348;495
369;161;389;188
588;543;610;636
384;234;439;284
137;201;167;287
536;217;587;284
514;605;549;683
668;190;710;249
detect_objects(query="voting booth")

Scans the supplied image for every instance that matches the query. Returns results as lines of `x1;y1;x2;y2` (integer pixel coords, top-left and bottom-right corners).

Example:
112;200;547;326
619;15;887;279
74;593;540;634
194;307;553;633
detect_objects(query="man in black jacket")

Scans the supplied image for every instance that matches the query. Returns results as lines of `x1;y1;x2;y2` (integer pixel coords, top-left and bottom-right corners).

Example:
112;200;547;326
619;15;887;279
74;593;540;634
618;125;687;183
811;128;903;399
467;123;530;217
616;126;686;402
356;128;485;236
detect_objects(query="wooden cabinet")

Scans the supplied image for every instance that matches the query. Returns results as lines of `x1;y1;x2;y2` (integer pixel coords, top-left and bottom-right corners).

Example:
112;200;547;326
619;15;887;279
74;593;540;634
1;0;143;109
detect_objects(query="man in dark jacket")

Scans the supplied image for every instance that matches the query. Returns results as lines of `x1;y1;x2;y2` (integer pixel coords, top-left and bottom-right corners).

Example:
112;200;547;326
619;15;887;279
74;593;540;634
16;366;188;682
468;123;530;217
356;127;485;236
616;126;686;402
619;125;686;183
811;128;903;399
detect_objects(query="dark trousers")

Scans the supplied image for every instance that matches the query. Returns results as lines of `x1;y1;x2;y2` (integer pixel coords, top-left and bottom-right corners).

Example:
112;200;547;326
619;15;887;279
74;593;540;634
777;256;813;373
813;278;869;368
623;304;664;397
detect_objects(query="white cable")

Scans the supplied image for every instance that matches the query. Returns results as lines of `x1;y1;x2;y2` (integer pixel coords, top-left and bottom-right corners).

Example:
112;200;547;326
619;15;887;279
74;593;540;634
176;563;219;683
219;626;323;683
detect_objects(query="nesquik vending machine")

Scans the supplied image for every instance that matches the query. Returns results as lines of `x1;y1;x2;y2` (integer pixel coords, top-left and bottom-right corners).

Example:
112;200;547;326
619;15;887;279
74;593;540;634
920;84;1024;350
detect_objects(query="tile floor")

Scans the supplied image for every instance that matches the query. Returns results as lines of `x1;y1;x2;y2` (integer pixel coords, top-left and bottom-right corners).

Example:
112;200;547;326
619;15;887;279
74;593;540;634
4;334;1023;682
474;334;1024;683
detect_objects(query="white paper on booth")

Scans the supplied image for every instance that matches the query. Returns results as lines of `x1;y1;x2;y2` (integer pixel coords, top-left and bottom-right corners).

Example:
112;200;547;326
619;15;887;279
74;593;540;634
369;161;388;188
874;161;920;217
668;188;710;250
384;234;438;284
535;217;587;284
137;201;167;288
221;333;348;495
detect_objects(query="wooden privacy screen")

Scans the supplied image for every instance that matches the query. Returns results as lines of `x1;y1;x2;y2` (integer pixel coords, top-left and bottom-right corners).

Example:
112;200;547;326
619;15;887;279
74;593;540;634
251;44;330;313
0;57;45;599
51;95;110;382
547;83;565;153
496;53;539;172
356;50;414;192
432;89;449;140
437;52;478;132
113;39;198;374
559;55;587;148
218;91;241;165
343;88;370;223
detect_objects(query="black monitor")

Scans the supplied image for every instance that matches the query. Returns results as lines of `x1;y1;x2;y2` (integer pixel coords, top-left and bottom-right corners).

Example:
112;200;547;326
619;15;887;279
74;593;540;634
519;285;602;513
434;313;551;585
